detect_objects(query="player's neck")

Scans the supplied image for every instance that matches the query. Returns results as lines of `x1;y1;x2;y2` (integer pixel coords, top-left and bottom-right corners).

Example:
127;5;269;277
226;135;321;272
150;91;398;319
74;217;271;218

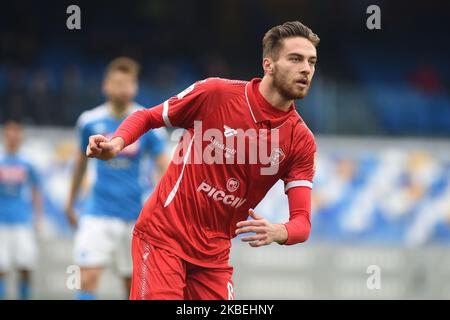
259;77;293;112
107;101;132;119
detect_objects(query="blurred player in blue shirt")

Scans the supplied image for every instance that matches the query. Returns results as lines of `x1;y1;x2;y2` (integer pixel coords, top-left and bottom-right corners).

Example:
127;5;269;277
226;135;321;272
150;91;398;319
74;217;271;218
65;57;168;300
0;120;43;300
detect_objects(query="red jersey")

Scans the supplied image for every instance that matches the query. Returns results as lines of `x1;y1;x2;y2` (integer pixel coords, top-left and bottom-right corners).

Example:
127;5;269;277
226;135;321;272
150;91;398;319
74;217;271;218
115;77;316;268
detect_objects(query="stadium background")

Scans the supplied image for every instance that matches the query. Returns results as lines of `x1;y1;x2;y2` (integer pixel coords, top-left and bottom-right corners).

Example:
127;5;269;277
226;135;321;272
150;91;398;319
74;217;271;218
1;0;450;299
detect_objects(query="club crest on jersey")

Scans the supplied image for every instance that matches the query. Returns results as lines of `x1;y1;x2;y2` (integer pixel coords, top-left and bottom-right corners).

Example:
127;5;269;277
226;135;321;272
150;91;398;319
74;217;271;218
226;178;239;192
223;125;238;138
270;148;285;166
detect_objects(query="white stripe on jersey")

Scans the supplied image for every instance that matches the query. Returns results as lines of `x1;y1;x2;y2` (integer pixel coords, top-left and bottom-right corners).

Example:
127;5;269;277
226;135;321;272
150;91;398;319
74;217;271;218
162;100;172;127
285;180;313;192
227;281;234;300
163;136;195;207
244;82;257;123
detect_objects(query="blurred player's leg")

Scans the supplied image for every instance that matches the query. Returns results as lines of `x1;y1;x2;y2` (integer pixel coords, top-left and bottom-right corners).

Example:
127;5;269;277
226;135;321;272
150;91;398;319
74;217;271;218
115;221;134;298
77;268;102;299
0;273;5;300
0;225;10;299
123;277;132;298
184;264;234;300
73;215;115;299
129;236;186;300
17;270;31;300
14;225;37;300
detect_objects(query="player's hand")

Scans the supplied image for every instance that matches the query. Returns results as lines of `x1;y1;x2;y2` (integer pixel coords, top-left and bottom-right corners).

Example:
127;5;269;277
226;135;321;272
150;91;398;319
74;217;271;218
235;209;288;247
65;206;78;228
86;135;124;161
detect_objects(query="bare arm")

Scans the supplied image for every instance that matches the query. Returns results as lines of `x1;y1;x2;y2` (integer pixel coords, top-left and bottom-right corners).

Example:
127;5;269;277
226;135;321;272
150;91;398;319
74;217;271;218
32;186;44;232
65;150;88;227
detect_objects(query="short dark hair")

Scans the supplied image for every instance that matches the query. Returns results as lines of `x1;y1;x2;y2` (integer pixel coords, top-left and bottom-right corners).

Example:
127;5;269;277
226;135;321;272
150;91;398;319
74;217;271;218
104;57;140;79
4;118;23;126
262;21;320;60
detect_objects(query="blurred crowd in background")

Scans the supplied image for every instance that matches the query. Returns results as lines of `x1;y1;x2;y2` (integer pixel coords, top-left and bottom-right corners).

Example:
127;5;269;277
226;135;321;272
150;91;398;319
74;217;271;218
0;0;449;134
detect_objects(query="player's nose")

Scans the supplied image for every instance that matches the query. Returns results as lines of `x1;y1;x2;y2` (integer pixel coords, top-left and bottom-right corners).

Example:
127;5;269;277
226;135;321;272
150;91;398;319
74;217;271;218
299;61;312;75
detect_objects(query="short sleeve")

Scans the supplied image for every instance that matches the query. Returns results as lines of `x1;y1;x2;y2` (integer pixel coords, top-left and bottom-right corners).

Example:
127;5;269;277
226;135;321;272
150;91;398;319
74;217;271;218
76;116;91;153
161;78;219;129
282;128;317;193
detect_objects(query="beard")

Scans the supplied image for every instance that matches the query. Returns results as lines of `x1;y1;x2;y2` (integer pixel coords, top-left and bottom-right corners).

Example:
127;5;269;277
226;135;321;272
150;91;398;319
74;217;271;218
110;96;131;110
272;66;309;100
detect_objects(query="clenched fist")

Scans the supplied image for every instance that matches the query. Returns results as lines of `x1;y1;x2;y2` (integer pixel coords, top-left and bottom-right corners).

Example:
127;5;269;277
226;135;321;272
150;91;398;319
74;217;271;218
86;135;125;161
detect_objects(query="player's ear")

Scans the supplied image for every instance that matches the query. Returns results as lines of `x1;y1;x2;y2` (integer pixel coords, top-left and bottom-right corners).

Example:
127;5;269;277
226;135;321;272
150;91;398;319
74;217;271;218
101;79;108;96
262;57;274;75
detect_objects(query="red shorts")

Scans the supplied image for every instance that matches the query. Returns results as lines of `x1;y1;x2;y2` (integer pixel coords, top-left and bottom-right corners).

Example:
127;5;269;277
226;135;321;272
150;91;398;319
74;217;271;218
129;235;235;300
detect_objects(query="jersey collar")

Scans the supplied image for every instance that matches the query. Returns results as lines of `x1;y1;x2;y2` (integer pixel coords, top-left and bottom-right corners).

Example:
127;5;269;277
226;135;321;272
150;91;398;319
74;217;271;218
245;78;295;129
105;102;139;120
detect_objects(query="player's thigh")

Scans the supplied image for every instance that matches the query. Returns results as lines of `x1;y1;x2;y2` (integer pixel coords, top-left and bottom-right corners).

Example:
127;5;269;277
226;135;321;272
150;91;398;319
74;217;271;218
0;225;12;272
129;236;186;300
114;221;134;278
79;267;104;290
185;265;235;300
13;225;37;271
73;215;115;268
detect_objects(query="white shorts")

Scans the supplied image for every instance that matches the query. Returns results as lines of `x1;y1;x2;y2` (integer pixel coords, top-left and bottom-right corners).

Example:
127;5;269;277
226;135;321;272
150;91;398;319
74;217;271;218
73;215;135;276
0;224;37;272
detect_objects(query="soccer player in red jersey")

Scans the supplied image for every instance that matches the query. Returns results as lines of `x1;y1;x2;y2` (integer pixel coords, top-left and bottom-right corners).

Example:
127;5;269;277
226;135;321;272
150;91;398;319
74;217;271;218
86;21;319;300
